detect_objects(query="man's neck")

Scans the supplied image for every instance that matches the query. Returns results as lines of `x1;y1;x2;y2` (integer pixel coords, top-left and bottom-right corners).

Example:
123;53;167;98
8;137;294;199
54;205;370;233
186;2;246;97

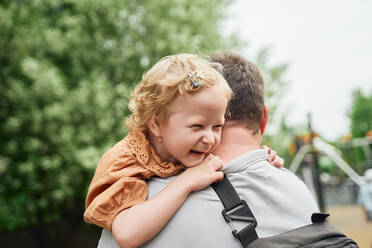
213;126;262;164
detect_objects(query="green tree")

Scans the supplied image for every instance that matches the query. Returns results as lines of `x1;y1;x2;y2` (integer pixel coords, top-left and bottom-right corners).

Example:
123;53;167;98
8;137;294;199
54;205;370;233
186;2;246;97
254;48;291;163
255;48;289;119
349;89;372;138
341;89;372;172
0;0;238;246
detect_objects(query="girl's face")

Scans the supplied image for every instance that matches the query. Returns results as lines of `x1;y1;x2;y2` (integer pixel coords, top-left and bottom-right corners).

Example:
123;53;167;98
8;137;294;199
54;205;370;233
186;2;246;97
154;86;228;167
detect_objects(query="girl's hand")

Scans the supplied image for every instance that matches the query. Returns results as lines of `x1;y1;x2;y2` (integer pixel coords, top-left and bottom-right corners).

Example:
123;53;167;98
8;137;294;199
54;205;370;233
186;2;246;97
179;154;224;192
262;145;284;168
112;154;223;248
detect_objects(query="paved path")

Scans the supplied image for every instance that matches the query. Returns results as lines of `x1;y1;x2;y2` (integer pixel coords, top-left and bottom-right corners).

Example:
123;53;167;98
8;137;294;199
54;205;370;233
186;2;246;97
327;205;372;248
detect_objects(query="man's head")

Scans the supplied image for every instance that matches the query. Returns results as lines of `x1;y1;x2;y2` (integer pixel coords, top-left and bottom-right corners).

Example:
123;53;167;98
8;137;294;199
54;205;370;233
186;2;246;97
210;53;267;135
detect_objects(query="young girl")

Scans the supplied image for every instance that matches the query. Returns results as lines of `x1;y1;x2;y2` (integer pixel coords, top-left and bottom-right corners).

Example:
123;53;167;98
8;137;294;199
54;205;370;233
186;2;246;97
84;54;280;247
84;54;231;247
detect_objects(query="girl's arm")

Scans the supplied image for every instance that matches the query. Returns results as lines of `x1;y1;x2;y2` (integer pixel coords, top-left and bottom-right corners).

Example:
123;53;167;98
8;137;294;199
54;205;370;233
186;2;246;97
111;154;223;248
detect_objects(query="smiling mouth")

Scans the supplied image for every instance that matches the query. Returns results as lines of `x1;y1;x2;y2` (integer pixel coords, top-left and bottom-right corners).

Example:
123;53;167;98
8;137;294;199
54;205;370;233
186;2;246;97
190;150;206;155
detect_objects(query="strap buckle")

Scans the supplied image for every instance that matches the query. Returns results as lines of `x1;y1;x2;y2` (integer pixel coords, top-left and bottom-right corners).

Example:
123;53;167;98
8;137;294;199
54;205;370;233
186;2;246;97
222;200;257;238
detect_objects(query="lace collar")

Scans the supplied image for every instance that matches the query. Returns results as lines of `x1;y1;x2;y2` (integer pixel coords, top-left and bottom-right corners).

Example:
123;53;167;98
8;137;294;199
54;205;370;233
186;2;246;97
126;131;185;177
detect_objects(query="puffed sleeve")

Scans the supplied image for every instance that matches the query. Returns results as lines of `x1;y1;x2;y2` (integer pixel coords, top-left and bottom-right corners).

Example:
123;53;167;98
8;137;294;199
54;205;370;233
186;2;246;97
84;139;153;231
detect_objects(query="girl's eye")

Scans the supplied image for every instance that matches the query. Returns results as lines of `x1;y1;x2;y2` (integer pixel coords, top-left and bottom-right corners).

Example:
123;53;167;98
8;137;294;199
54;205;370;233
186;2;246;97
191;124;203;129
213;125;223;130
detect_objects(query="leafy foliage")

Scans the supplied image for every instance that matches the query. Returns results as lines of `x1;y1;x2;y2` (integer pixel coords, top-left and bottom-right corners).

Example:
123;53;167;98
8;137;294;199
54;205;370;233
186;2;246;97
255;48;291;163
0;0;237;235
349;89;372;138
339;89;372;172
255;48;289;118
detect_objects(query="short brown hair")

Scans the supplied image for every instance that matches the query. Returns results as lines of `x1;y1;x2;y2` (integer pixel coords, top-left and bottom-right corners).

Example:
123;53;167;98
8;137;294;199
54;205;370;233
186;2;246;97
210;53;264;134
126;54;232;132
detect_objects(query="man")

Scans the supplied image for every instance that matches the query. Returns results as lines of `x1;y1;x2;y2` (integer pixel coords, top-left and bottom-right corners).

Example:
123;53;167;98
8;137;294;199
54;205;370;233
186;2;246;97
98;53;318;247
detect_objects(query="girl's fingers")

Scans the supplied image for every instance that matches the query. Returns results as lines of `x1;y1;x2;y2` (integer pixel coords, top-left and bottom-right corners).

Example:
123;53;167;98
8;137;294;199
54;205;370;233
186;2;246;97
262;145;284;167
272;157;284;168
262;145;275;162
214;171;224;181
212;156;224;170
268;150;276;162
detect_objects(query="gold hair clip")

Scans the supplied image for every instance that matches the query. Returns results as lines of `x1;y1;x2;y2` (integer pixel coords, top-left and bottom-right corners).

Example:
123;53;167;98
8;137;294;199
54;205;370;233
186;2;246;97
187;72;202;88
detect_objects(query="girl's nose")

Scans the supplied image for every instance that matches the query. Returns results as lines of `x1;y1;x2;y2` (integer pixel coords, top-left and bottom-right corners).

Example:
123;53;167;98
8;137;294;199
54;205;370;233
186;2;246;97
201;131;214;145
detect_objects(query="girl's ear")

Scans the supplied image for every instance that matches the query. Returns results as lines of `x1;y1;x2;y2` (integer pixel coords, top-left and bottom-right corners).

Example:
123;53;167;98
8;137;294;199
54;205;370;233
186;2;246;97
147;115;162;137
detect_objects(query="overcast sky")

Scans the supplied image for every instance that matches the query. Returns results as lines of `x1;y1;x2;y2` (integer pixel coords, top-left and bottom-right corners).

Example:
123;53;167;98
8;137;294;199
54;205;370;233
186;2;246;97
223;0;372;140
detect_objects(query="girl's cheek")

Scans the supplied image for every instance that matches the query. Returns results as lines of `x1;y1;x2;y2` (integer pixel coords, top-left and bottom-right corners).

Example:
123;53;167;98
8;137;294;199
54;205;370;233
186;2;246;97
211;135;221;150
216;133;221;145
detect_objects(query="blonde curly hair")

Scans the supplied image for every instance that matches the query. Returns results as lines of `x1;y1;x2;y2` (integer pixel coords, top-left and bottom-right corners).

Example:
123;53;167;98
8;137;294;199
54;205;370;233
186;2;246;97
125;54;232;132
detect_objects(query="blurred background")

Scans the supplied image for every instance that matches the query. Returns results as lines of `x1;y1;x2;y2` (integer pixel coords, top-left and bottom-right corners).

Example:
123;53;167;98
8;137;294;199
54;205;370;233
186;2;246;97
1;0;371;247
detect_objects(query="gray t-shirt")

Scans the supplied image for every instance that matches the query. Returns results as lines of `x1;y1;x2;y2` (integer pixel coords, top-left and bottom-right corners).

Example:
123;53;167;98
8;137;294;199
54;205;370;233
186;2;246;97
98;149;319;248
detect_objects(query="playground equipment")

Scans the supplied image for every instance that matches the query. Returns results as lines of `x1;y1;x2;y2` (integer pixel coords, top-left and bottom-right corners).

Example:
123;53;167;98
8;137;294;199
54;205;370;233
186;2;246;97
289;137;367;187
289;136;369;212
288;114;371;211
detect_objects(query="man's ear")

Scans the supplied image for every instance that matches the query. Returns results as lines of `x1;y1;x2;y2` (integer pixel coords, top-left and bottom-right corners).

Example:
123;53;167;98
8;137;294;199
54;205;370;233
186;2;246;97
260;105;269;135
147;115;162;137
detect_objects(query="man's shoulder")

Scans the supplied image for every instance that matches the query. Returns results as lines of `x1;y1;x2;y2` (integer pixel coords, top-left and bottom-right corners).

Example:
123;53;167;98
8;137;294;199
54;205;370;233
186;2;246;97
230;159;313;197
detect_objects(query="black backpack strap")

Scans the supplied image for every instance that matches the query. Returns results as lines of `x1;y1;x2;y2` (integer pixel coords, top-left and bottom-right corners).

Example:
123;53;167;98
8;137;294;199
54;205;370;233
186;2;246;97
212;176;259;247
